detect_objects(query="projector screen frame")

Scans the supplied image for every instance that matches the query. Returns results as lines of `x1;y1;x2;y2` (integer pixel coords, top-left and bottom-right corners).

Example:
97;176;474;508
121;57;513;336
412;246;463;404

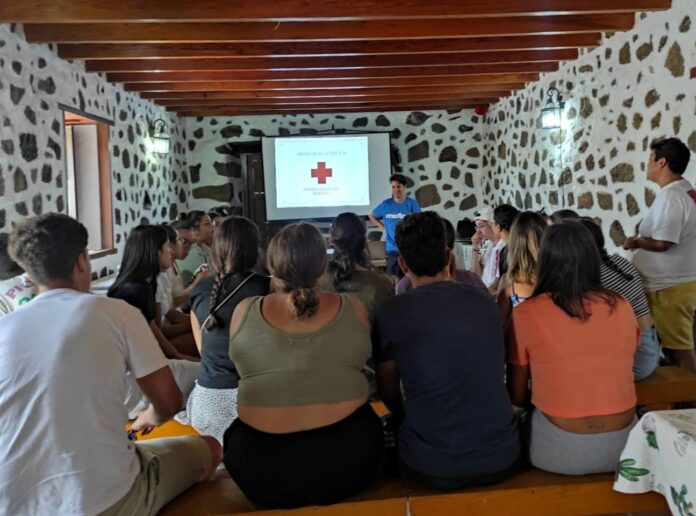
261;130;395;223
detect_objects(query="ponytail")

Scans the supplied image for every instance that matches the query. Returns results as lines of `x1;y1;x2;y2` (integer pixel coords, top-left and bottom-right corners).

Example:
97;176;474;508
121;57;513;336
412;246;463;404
601;250;634;282
327;248;354;291
289;287;320;319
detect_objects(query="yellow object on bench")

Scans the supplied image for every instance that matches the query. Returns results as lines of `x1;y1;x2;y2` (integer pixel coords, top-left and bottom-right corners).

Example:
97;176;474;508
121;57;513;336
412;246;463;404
636;365;696;410
125;419;199;441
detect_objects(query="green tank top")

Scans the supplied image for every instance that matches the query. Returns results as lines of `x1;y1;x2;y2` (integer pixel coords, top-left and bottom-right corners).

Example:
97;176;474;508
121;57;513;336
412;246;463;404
320;270;394;318
229;294;371;407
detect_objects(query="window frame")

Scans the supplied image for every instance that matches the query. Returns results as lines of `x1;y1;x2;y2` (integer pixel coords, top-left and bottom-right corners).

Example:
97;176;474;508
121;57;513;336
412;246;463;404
60;104;116;259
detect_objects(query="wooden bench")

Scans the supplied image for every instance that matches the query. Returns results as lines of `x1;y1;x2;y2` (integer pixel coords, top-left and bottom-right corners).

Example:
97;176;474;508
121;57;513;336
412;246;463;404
160;469;408;516
636;365;696;410
405;469;668;515
152;388;682;515
160;467;668;515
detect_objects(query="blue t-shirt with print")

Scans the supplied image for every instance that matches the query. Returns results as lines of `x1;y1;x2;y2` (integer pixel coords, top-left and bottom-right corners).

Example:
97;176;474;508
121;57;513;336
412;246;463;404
372;197;421;253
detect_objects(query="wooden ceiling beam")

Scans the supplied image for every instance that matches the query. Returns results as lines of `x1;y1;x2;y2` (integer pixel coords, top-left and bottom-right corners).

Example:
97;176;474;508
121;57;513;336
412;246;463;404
165;99;501;112
0;1;669;23
83;49;577;73
127;81;524;95
106;62;559;80
154;93;509;107
47;14;632;47
174;104;491;117
121;73;537;90
50;33;599;59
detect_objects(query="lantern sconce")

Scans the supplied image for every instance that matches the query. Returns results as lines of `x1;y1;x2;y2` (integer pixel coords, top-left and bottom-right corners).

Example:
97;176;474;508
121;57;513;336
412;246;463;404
540;87;565;130
149;118;170;156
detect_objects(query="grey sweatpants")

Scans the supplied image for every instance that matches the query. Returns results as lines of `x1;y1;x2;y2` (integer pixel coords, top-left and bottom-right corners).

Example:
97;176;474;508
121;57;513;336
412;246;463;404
529;410;636;475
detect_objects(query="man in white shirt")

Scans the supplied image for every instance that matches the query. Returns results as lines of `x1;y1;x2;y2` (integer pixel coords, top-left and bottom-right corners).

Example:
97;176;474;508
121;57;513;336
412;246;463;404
470;207;504;293
0;213;221;515
624;138;696;373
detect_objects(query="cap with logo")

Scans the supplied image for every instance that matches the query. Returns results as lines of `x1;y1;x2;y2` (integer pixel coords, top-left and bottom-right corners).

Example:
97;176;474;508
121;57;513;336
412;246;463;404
473;207;494;223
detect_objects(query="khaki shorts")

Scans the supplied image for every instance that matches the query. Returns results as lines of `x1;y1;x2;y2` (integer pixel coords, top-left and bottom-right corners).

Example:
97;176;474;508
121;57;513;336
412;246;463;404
646;281;696;351
99;436;210;516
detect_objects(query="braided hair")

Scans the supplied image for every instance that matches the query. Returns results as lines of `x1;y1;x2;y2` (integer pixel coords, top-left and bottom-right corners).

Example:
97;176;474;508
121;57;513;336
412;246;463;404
579;218;633;282
204;216;260;331
328;213;370;291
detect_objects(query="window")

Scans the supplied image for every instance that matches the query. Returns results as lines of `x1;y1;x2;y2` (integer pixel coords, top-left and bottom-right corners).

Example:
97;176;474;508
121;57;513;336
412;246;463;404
62;108;114;256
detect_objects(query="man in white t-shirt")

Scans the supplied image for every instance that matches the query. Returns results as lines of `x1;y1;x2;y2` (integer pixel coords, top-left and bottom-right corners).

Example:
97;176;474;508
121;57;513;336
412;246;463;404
0;214;221;515
470;207;504;293
624;138;696;373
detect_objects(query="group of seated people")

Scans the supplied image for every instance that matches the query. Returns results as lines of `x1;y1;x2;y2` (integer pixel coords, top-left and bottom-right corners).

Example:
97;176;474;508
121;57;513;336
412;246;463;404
1;138;693;514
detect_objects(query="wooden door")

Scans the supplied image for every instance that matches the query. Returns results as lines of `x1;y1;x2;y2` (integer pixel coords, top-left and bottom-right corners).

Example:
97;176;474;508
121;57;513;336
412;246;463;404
242;153;269;245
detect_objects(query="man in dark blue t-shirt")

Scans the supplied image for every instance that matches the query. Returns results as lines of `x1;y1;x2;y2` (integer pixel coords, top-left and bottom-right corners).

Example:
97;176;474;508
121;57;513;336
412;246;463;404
372;212;520;490
369;174;421;279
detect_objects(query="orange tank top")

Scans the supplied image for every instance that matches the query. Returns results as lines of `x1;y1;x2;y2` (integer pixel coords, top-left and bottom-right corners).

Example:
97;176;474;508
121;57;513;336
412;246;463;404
508;293;639;418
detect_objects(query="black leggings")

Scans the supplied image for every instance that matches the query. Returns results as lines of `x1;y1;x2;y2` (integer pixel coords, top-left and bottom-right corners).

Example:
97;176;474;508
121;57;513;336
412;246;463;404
223;403;384;509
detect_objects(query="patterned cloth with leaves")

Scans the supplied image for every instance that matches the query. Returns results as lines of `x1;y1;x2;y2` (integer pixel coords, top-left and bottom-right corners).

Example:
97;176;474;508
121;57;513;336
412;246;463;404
614;410;696;516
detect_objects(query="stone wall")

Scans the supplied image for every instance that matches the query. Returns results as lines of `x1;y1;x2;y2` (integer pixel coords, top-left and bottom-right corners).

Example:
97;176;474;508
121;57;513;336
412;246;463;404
483;0;696;251
184;110;485;225
0;24;190;277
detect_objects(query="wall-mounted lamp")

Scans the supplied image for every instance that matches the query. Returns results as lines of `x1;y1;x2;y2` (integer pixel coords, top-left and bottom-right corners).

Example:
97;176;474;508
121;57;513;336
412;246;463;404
150;118;170;155
540;87;565;129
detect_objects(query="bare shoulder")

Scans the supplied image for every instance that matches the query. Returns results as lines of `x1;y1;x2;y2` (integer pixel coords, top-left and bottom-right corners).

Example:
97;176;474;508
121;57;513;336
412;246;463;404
346;294;371;329
229;296;258;334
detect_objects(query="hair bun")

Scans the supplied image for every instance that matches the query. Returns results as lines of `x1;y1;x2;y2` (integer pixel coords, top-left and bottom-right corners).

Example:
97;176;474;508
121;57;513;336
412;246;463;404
289;287;320;319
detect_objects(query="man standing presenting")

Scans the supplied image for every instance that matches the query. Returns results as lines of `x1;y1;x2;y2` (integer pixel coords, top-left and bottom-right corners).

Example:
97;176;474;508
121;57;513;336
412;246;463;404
624;138;696;373
369;173;421;279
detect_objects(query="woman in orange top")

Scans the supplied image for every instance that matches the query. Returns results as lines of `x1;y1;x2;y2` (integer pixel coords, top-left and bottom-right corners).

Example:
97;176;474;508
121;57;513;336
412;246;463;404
507;220;639;475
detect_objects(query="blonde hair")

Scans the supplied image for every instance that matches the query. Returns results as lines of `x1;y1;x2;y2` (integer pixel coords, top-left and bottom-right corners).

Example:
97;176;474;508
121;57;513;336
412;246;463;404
267;223;327;319
507;211;547;285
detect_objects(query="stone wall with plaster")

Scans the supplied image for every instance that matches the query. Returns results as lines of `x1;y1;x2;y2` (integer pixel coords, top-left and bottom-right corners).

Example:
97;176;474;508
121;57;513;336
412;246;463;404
483;0;696;250
183;110;486;225
0;24;190;277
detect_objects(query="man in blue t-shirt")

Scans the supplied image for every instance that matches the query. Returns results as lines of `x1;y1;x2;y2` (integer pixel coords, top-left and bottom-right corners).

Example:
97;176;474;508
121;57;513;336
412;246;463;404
372;212;520;490
369;174;421;279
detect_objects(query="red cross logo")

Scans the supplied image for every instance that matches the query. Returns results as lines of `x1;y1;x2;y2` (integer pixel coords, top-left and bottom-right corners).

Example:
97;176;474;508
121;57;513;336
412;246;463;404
311;162;333;184
688;190;696;204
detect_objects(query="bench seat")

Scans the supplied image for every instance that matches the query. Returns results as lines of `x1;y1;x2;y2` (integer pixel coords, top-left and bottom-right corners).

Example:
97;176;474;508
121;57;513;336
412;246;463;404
636;365;696;409
160;467;668;515
160;469;408;516
152;375;691;515
406;469;667;515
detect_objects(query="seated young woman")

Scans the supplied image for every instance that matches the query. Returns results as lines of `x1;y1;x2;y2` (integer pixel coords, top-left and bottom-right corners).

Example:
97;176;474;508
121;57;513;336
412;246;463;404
497;211;547;323
176;211;215;286
396;217;485;294
507;220;639;475
108;225;200;362
181;216;270;443
155;225;198;353
320;212;393;317
580;218;660;380
223;223;383;509
168;219;208;307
